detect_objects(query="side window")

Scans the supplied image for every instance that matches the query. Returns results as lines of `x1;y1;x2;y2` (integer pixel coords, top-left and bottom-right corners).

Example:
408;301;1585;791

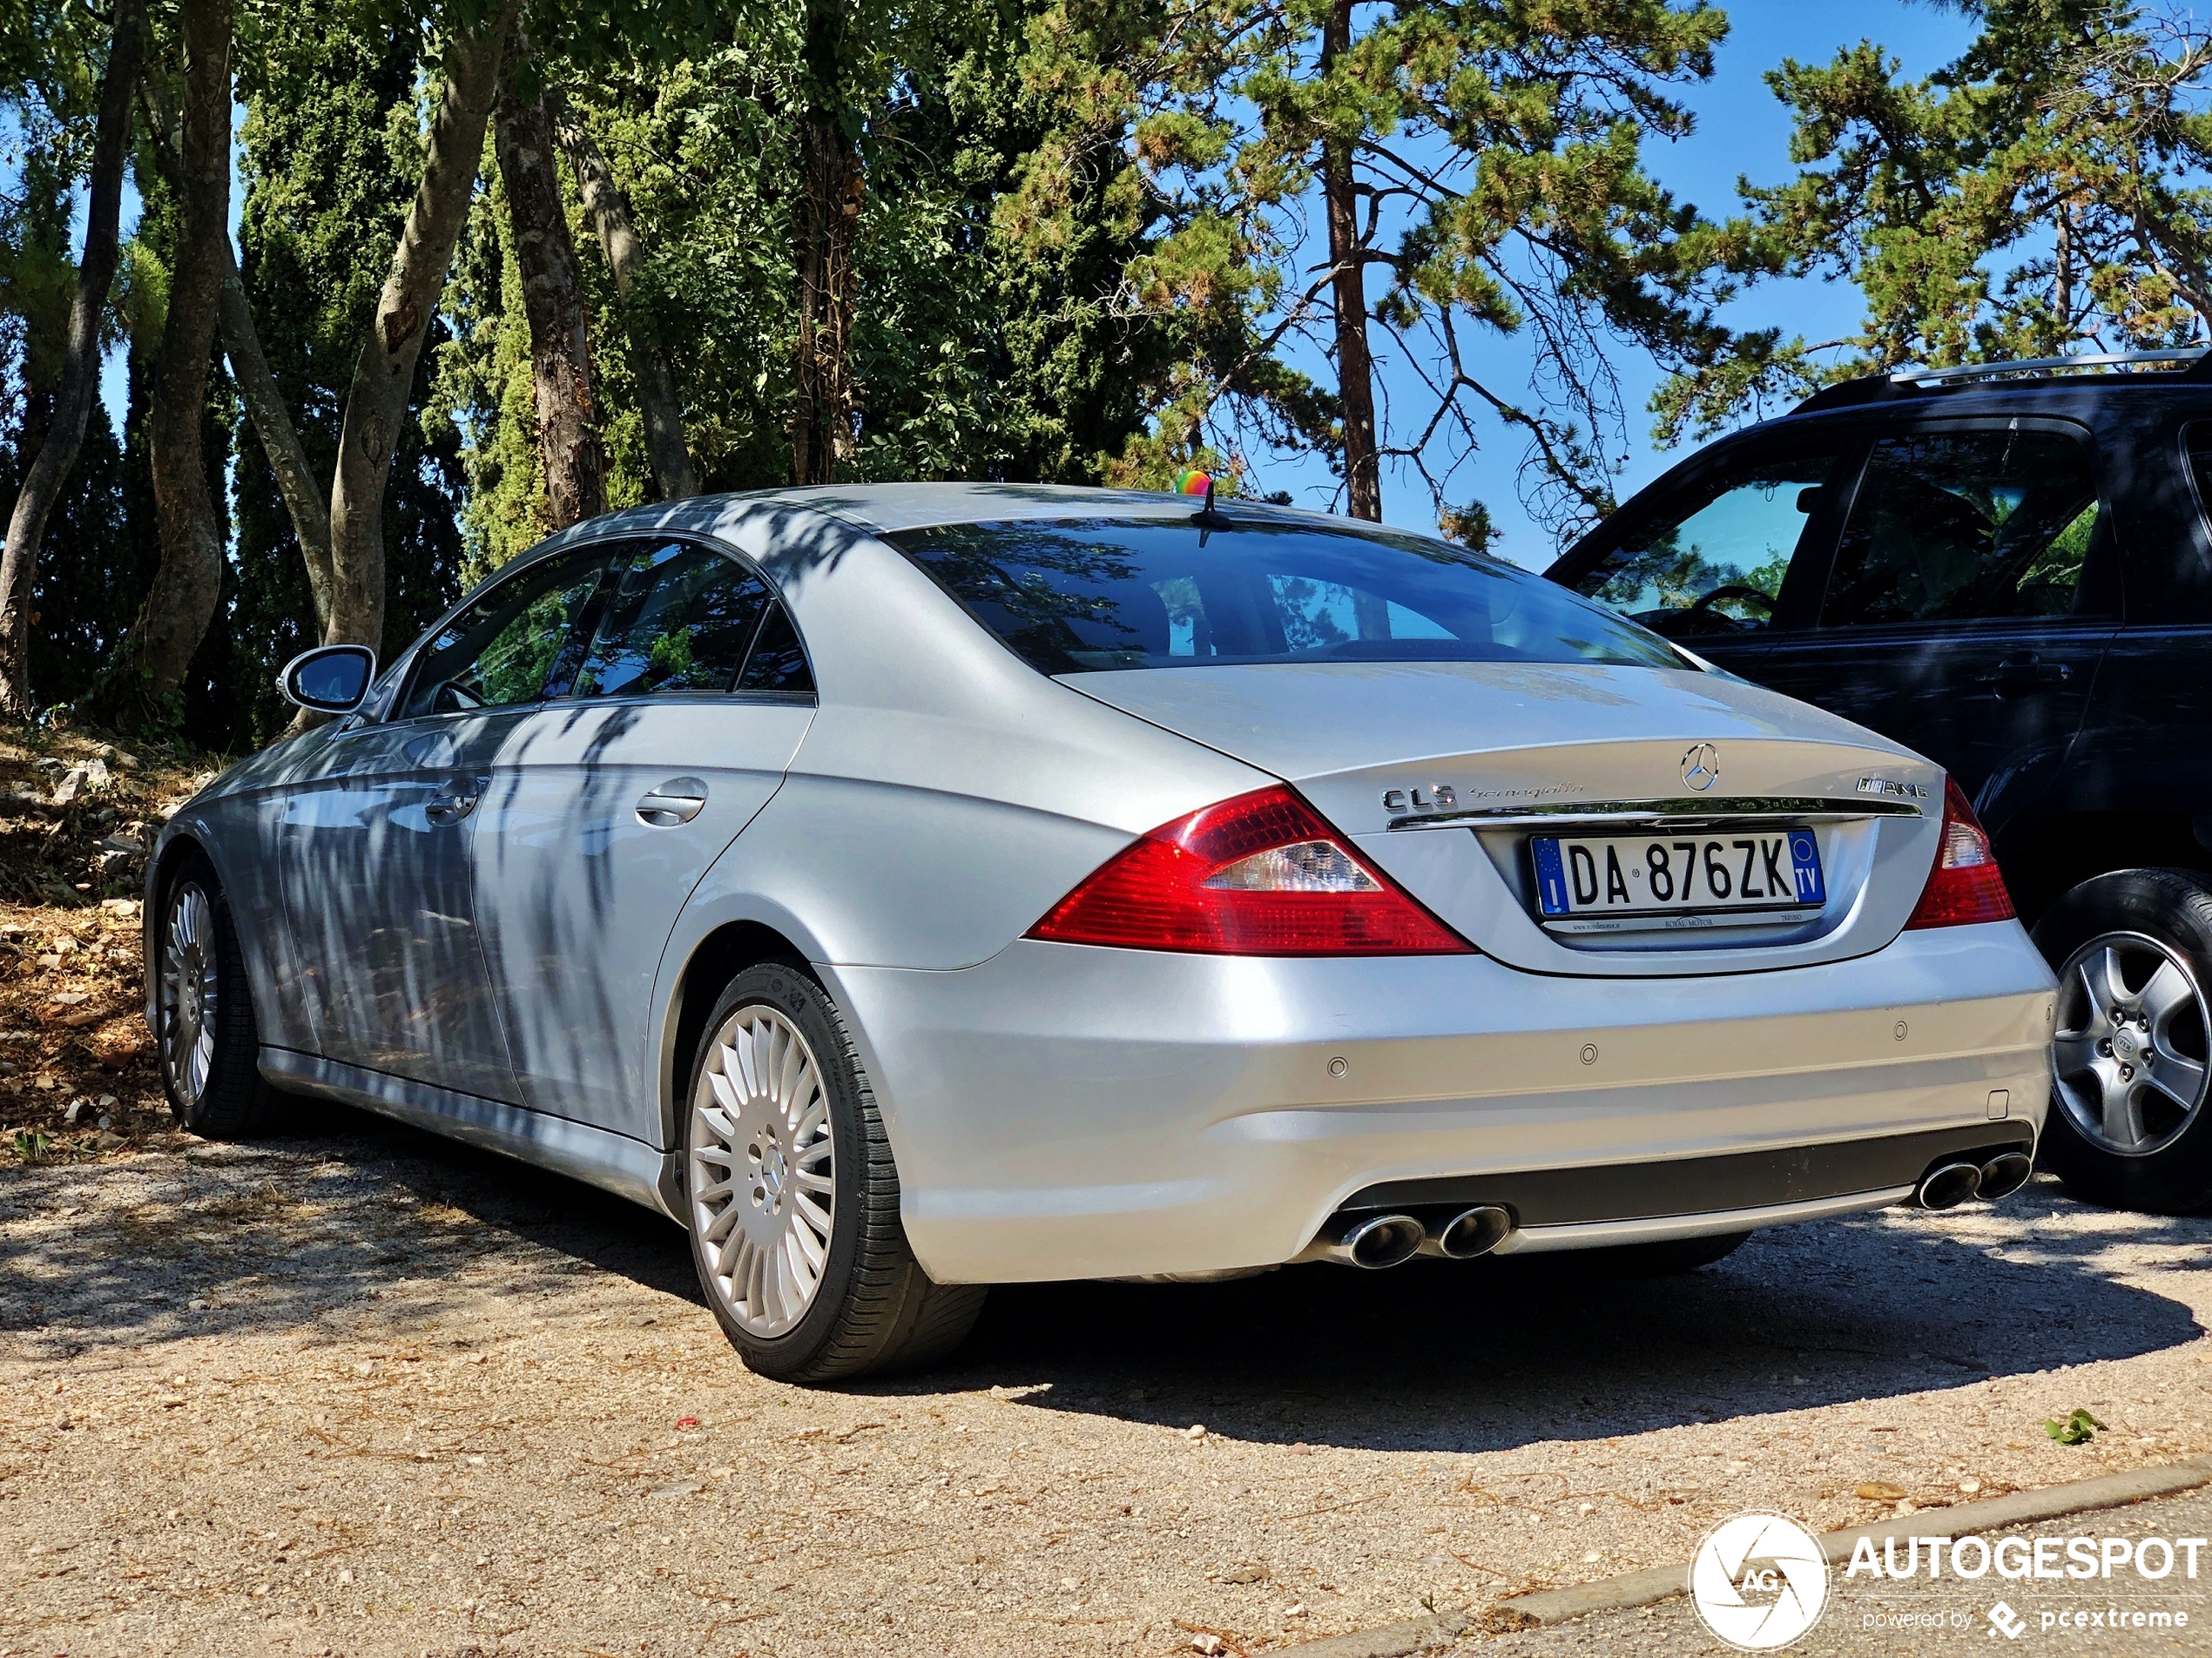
570;540;773;699
398;546;613;720
1571;451;1840;637
737;601;815;696
1822;428;2109;627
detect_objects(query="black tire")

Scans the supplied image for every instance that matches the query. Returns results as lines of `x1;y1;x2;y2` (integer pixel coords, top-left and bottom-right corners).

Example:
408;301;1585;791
2032;868;2212;1215
681;961;986;1383
1574;1230;1750;1277
155;851;286;1138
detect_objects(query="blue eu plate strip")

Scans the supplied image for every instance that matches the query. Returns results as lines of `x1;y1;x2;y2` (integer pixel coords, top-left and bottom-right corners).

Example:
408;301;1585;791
1533;838;1569;916
1787;828;1825;906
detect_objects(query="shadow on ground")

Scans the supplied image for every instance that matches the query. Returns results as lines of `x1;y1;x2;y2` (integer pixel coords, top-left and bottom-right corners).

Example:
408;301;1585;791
5;1108;2202;1461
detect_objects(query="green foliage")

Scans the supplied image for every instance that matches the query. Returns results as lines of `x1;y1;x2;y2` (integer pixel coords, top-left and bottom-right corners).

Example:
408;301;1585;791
1662;0;2212;436
1006;0;1763;541
222;8;469;745
2047;1407;2107;1446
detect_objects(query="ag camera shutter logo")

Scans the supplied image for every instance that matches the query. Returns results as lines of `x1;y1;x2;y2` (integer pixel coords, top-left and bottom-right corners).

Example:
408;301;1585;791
1689;1511;1831;1650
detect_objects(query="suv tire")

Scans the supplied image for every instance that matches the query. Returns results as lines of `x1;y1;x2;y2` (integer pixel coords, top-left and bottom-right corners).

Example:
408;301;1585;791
681;961;987;1382
2033;868;2212;1214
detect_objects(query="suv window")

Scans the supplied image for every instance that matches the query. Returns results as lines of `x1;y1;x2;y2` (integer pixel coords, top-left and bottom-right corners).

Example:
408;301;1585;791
570;540;774;699
1822;428;2107;626
398;546;614;720
1569;450;1839;637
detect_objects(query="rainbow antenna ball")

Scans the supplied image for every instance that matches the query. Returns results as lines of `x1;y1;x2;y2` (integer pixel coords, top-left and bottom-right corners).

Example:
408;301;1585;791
1176;469;1212;497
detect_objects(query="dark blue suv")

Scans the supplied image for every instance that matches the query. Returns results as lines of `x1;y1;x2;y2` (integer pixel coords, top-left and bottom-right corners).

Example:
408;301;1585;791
1548;353;2212;1216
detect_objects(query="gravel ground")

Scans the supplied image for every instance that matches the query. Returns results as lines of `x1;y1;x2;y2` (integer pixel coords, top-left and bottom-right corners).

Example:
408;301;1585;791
4;1110;2212;1658
1482;1484;2212;1655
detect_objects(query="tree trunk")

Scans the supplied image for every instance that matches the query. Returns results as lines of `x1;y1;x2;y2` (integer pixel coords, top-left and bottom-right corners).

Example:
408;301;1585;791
138;77;334;631
99;0;231;728
551;93;698;502
496;72;606;532
327;3;516;650
0;0;146;717
1321;0;1380;522
791;0;861;486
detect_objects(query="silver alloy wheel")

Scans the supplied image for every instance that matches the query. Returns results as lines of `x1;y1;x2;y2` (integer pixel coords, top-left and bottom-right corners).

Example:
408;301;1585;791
159;881;219;1108
2053;930;2212;1156
688;1005;836;1337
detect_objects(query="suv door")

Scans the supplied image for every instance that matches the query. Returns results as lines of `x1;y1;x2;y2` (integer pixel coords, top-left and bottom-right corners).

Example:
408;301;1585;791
276;543;617;1101
470;536;817;1140
1548;438;1858;677
1752;420;2121;817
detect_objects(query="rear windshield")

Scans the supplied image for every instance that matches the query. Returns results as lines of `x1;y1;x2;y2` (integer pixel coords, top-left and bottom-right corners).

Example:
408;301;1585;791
887;517;1690;674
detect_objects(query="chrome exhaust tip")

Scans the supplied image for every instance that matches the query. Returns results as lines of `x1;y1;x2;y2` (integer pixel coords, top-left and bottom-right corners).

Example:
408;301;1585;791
1977;1151;2033;1201
1325;1212;1426;1270
1917;1161;1984;1210
1426;1205;1514;1260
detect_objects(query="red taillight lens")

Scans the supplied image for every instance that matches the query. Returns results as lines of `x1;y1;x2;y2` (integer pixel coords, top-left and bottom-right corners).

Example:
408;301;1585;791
1905;777;2016;929
1028;785;1474;955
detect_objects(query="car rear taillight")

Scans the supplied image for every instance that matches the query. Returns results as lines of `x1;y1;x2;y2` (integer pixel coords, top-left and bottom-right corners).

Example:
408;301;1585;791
1028;785;1474;955
1905;778;2016;929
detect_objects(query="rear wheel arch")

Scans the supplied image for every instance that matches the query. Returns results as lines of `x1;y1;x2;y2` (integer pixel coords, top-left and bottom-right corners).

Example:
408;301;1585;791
660;920;814;1148
1998;808;2212;924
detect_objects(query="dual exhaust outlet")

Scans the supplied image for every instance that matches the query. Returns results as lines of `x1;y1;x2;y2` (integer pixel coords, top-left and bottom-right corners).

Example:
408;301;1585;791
1312;1204;1514;1270
1915;1149;2033;1210
1312;1144;2035;1266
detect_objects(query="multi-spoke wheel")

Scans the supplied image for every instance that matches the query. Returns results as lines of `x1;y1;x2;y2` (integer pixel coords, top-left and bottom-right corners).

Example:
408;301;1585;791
681;962;987;1382
690;1005;837;1338
155;853;283;1138
2033;869;2212;1214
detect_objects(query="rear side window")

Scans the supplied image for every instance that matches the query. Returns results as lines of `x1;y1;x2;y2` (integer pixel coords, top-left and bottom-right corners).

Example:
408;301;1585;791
1821;428;2110;625
570;541;773;698
399;546;614;719
887;517;1689;674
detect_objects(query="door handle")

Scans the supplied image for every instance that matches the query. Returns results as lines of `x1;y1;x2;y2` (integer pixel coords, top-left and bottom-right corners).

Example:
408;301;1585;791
424;776;483;824
1985;655;2073;697
637;777;709;827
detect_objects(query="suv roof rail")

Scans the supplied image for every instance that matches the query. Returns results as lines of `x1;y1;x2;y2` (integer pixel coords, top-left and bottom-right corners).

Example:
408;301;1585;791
1891;347;2210;385
1791;347;2212;415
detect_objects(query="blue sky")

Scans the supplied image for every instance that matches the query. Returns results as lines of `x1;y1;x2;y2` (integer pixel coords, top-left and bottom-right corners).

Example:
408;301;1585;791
1251;2;1980;568
87;6;1978;566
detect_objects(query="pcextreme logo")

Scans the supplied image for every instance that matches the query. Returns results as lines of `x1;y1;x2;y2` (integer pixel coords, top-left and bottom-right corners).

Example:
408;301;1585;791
1689;1511;1831;1650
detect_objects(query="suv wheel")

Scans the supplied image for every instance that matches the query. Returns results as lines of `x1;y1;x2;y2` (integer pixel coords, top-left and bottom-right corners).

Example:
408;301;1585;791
157;853;286;1138
2033;869;2212;1214
682;962;987;1382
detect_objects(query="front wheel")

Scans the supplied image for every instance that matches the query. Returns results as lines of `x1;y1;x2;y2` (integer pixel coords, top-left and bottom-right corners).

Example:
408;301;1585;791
2033;869;2212;1214
682;962;986;1383
157;853;285;1138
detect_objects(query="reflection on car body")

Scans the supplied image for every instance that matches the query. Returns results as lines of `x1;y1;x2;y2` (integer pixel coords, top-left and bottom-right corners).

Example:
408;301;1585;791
148;483;2056;1380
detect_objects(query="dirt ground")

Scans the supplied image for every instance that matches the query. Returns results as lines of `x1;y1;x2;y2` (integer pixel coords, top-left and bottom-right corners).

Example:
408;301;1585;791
4;1099;2212;1658
4;731;2210;1656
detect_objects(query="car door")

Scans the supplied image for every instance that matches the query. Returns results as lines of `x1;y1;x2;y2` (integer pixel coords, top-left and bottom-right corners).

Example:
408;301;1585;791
1751;419;2121;817
471;536;817;1139
1548;435;1860;678
276;543;617;1102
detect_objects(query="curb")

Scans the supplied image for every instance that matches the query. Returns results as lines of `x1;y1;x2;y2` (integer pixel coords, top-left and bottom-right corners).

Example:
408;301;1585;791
1276;1459;2212;1655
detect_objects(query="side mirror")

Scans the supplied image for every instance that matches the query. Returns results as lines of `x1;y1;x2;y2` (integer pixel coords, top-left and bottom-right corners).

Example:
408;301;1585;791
278;644;377;714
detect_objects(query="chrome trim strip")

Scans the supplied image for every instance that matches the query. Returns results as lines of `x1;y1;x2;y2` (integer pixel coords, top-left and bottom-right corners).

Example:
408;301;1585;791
257;1047;683;1221
1386;795;1925;832
1492;1184;1915;1254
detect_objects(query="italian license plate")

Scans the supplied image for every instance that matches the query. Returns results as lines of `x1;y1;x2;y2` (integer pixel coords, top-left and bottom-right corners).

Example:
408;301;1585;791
1532;830;1825;920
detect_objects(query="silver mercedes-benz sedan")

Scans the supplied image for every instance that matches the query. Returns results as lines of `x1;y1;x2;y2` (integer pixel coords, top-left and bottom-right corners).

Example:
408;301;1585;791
145;483;2056;1380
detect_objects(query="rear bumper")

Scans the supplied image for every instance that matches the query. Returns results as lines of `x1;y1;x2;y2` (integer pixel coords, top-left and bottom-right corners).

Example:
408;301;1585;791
826;920;2055;1284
